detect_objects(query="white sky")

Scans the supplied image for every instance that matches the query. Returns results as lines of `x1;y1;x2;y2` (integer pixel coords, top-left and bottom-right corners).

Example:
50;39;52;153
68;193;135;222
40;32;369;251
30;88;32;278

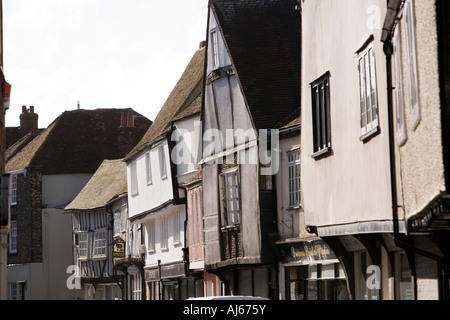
2;0;209;128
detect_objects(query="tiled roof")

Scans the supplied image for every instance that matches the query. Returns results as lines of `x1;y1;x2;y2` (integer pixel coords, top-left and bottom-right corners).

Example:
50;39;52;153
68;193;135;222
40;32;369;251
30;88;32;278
65;159;127;211
211;0;301;130
278;108;301;130
6;108;152;174
125;46;205;161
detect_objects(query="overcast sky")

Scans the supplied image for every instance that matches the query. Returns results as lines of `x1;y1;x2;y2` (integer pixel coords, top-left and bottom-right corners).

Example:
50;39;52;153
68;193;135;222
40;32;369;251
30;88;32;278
2;0;209;128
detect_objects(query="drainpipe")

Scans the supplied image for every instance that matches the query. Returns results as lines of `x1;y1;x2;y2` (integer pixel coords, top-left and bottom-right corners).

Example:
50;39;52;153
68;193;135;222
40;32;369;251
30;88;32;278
383;40;448;299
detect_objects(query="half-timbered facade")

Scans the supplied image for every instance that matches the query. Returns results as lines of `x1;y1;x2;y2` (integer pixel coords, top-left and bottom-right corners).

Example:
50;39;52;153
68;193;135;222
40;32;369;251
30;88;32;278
66;159;129;300
201;0;300;298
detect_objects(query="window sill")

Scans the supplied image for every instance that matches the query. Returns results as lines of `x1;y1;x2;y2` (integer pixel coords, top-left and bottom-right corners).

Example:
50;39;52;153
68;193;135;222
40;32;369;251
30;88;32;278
360;126;380;143
311;147;332;160
287;205;301;211
221;223;240;232
92;256;107;261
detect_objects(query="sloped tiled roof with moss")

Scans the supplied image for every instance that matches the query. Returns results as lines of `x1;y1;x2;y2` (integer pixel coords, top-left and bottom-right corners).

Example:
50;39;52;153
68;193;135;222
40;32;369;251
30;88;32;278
211;0;301;130
6;108;152;174
65;159;127;211
125;46;205;161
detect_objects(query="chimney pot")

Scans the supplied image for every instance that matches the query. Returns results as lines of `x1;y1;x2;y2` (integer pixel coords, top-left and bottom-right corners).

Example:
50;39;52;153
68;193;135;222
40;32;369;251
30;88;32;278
127;110;134;127
30;106;34;113
22;105;27;113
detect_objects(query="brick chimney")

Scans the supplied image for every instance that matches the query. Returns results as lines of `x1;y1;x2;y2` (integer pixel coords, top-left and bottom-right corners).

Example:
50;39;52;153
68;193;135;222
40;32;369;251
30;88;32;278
19;105;38;137
118;109;137;157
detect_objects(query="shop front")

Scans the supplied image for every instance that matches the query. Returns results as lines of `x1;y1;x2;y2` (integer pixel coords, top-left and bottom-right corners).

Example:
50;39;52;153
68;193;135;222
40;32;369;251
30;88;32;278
145;261;197;300
277;238;349;300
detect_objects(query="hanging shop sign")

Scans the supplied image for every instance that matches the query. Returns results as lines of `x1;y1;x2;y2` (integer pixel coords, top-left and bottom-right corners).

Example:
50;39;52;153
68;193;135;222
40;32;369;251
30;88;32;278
278;239;337;264
112;237;125;258
127;265;140;275
145;267;160;282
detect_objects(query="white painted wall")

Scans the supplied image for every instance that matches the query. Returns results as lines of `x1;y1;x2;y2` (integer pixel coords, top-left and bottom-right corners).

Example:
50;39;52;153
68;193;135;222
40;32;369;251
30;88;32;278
172;115;201;184
127;140;174;220
276;133;304;240
301;0;393;232
42;174;92;209
142;205;185;267
7;208;76;300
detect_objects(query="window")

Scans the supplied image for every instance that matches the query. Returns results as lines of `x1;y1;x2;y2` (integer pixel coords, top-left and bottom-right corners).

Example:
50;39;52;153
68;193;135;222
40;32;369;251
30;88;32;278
114;209;121;237
311;72;331;157
121;204;127;235
159;146;167;180
160;218;168;250
395;252;413;300
173;212;181;245
287;263;348;300
148;220;155;253
93;229;107;258
288;150;301;207
11;175;17;205
211;29;219;68
393;27;407;145
404;0;420;129
9;220;17;254
145;151;152;185
191;187;203;246
78;232;89;259
130;161;138;196
355;251;379;300
358;44;379;139
9;283;17;300
220;170;240;226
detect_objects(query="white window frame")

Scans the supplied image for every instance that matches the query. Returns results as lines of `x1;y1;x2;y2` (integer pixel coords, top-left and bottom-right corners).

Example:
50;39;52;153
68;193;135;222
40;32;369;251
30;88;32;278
121;204;127;234
145;151;152;185
147;220;155;253
288;149;301;208
404;0;420;130
9;220;17;254
210;29;219;68
173;212;181;245
11;175;18;205
78;231;89;260
358;43;379;138
159;146;167;180
113;209;121;237
9;283;18;300
160;218;168;251
130;161;138;196
220;169;240;227
93;229;107;259
393;26;407;146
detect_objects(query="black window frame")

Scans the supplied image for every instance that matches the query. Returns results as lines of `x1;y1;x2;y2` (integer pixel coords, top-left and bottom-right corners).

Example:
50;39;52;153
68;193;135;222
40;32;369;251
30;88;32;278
311;71;332;159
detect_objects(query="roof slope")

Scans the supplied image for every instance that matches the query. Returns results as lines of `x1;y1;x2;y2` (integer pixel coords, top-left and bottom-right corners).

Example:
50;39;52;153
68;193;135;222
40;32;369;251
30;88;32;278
6;108;152;174
125;46;205;160
65;159;127;211
211;0;301;130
